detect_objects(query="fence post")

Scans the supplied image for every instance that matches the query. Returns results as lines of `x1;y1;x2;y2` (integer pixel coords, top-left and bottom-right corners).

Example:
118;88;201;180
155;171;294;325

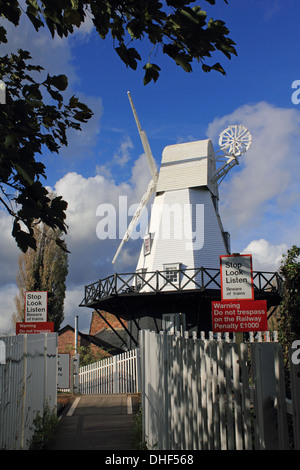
44;334;48;409
139;330;146;445
113;355;119;393
163;333;169;450
0;340;5;364
20;335;28;450
136;348;141;393
251;343;279;449
290;349;300;450
72;354;80;394
274;344;289;449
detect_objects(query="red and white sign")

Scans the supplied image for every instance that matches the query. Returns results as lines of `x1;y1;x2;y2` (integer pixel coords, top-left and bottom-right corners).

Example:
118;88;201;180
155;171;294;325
25;291;48;322
16;322;54;335
220;254;254;301
211;300;268;333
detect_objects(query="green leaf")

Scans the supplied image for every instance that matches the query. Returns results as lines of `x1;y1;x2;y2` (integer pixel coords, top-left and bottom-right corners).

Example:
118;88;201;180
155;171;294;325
115;44;141;70
174;53;192;72
0;26;7;43
115;43;129;65
50;74;68;91
64;9;82;27
23;83;43;100
202;62;226;75
12;219;36;253
14;162;34;185
180;8;199;25
143;63;161;86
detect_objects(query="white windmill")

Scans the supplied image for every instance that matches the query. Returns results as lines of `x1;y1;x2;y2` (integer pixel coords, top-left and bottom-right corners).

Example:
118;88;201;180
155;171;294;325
112;92;252;291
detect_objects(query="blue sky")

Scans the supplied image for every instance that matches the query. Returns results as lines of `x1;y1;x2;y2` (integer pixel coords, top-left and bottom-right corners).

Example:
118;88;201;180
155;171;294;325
1;0;300;334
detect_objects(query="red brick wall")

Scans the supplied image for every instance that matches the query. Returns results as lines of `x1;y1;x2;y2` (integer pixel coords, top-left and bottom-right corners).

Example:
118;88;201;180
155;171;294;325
58;329;79;356
89;310;127;336
58;328;110;358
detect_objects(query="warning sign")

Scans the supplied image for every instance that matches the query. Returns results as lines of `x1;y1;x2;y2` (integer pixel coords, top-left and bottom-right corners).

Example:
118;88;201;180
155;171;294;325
211;300;268;333
16;322;54;335
25;291;48;322
220;254;254;301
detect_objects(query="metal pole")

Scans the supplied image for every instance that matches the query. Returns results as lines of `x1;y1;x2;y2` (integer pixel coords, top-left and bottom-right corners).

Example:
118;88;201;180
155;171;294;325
75;316;78;354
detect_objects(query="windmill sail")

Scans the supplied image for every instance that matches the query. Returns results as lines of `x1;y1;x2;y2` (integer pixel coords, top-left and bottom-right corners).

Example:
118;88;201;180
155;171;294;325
112;92;158;264
127;91;158;181
112;178;156;264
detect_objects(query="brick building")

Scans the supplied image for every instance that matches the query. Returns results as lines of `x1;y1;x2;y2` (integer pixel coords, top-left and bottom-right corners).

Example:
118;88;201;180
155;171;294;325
58;324;114;359
89;310;129;351
58;310;128;358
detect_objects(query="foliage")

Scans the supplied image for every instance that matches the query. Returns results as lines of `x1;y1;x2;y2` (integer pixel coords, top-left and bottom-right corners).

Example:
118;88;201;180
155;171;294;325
132;406;148;450
28;402;58;450
278;245;300;361
0;49;92;252
14;220;68;330
78;344;111;366
1;1;236;85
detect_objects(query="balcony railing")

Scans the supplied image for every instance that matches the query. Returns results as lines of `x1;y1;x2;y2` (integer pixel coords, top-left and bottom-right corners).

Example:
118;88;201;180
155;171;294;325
80;267;283;307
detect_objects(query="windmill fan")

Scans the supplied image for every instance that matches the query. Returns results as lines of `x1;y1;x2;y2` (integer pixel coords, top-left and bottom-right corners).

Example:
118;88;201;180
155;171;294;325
219;125;252;156
210;124;252;184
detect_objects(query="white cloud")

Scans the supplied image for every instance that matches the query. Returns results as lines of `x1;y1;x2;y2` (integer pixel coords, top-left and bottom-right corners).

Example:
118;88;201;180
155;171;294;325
0;284;18;335
54;151;151;246
0;210;20;285
112;135;133;167
64;286;92;333
242;239;288;272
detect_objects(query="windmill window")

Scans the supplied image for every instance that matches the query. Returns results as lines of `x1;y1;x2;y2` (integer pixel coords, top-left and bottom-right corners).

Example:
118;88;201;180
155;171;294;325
163;263;180;285
144;233;152;256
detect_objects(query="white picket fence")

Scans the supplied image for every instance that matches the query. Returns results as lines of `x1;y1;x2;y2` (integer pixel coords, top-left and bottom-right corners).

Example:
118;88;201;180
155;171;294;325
0;333;57;450
79;348;140;394
73;331;275;395
139;329;300;450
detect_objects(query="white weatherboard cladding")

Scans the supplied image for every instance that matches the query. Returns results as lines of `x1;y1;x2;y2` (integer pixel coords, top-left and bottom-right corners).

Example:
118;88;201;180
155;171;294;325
189;188;226;268
156;139;218;197
135;187;229;290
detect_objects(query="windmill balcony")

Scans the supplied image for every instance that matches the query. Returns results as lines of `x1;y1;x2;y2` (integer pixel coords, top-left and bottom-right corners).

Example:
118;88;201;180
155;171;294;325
80;267;283;308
